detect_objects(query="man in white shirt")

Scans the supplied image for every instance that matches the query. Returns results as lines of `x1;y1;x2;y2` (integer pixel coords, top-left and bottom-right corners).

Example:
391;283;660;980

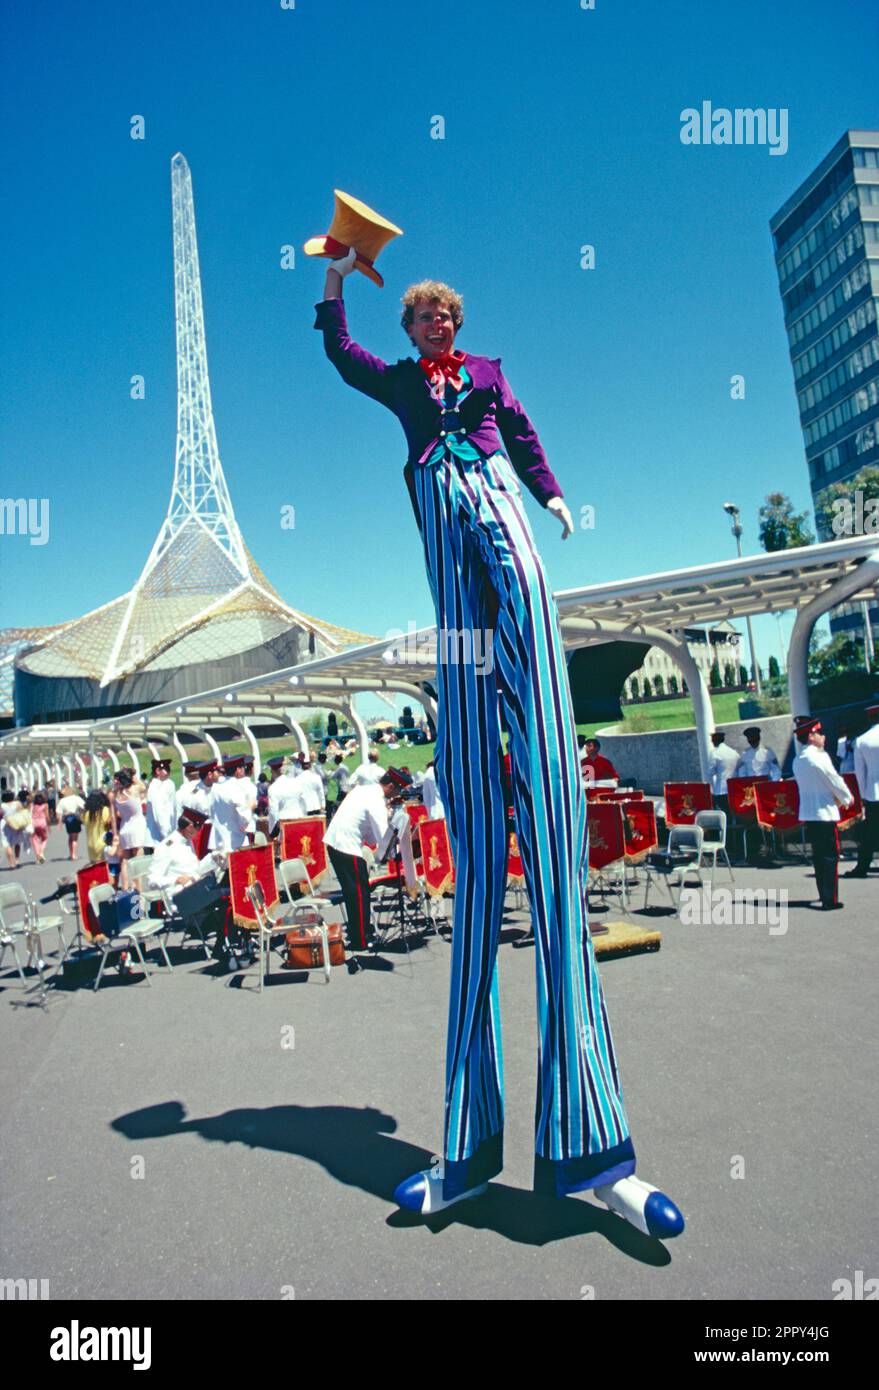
295;758;326;814
850;701;879;877
147;816;204;893
836;724;857;775
324;767;412;950
792;715;854;910
146;758;178;846
237;756;258;837
176;761;200;818
329;755;352;816
268;760;307;832
421;760;446;819
209;756;254;850
349;749;385;788
707;731;739;818
186;762;219;818
734;727;782;782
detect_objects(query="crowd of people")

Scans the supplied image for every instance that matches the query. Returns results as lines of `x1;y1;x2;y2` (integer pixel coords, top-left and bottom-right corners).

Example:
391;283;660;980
4;710;876;927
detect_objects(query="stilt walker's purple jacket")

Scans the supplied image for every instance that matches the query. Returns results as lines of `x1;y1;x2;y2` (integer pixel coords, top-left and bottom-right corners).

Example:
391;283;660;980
313;298;564;516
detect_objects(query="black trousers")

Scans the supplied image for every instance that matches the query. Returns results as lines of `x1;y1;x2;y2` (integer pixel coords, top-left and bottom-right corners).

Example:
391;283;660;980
805;821;840;907
855;800;879;873
327;845;372;949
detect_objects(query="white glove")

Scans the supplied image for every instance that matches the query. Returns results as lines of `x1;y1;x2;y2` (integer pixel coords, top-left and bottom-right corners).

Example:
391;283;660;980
547;496;574;540
329;247;358;277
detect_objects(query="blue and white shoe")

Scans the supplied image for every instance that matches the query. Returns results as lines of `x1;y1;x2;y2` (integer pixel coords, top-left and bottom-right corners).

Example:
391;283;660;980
393;1169;488;1216
594;1176;684;1239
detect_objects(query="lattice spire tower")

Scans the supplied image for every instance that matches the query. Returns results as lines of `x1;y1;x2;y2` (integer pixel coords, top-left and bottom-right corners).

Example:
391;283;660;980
10;154;371;720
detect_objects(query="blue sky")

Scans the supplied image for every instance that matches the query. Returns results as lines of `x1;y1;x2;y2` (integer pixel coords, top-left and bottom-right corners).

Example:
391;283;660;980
1;0;877;677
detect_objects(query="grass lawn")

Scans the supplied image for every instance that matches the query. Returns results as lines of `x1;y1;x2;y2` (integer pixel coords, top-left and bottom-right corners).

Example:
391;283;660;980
576;690;788;739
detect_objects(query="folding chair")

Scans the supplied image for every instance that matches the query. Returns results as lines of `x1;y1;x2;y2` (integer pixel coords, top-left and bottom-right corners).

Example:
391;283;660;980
667;825;705;894
245;879;331;990
157;887;213;959
278;856;334;910
88;883;173;991
694;810;734;887
125;854;165;910
0;882;69;979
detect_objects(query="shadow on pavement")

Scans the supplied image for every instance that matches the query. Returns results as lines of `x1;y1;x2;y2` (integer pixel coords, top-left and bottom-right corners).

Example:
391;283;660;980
110;1100;670;1259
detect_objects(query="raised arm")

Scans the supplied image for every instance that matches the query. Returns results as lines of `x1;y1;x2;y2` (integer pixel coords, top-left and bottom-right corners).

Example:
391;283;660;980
313;249;395;408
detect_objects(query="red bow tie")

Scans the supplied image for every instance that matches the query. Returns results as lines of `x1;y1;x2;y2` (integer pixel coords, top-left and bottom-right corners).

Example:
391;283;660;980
419;349;467;394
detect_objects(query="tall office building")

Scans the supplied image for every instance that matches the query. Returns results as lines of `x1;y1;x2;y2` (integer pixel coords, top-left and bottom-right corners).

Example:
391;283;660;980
771;129;879;636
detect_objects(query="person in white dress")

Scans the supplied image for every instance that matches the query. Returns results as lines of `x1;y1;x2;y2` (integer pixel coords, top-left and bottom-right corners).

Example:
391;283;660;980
850;701;879;876
146;759;178;845
111;768;149;867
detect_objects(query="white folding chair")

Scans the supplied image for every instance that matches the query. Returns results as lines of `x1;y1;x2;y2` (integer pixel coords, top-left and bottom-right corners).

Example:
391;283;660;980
88;883;173;990
694;810;734;887
0;882;69;979
667;825;705;896
277;857;333;910
245;880;331;990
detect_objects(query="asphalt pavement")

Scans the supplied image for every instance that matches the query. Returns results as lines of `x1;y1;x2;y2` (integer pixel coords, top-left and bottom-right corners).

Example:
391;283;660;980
1;829;876;1300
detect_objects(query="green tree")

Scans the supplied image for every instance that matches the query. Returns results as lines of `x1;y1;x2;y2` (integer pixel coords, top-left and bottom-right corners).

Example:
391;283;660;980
808;631;864;683
668;673;679;695
642;676;652;697
630;676;640;699
813;465;879;541
739;663;749;686
654;673;664;695
768;655;780;680
758;492;815;552
709;660;721;689
723;662;735;687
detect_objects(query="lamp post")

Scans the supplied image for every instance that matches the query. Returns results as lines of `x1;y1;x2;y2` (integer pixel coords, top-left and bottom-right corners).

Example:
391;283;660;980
723;502;762;696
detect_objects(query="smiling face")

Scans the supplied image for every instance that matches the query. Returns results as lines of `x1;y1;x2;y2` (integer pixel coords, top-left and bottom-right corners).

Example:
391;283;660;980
409;299;456;359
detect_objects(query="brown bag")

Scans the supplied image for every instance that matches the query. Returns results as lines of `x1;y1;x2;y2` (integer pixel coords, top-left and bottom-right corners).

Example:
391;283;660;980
284;921;346;969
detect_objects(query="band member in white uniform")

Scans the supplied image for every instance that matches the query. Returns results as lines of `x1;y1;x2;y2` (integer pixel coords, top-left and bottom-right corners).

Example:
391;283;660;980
176;762;201;818
850;701;879;876
421;760;446;819
146;758;177;845
791;715;853;911
186;762;219;818
707;731;739;819
349;750;385;787
209;756;254;850
268;760;306;832
735;727;782;781
324;767;412;950
236;756;258;838
147;816;206;894
294;758;326;814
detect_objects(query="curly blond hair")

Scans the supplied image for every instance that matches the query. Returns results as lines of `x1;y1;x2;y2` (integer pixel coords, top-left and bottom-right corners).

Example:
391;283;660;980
400;280;464;339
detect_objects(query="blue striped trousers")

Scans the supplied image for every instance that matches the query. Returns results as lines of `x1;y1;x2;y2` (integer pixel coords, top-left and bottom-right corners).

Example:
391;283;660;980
411;448;636;1199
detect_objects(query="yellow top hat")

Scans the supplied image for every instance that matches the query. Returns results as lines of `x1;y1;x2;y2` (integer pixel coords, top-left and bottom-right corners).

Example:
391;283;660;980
304;189;403;288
